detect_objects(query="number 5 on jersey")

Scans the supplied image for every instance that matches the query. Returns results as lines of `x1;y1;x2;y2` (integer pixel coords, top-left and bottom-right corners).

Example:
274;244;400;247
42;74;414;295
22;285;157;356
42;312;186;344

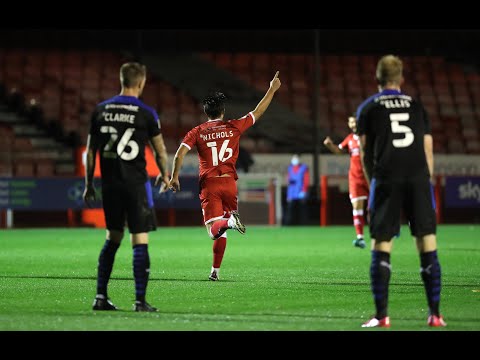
207;140;233;166
390;113;414;148
100;126;139;161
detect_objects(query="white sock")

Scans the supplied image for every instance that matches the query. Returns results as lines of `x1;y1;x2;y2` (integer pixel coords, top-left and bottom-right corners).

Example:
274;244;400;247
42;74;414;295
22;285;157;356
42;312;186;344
357;234;364;239
211;266;220;275
227;215;235;228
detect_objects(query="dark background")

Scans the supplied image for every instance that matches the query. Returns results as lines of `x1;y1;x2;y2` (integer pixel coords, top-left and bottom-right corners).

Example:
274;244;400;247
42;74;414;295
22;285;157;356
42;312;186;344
1;29;480;62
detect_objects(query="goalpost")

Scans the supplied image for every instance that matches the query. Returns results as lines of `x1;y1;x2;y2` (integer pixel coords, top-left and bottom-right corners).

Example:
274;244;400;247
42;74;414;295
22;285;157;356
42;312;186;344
236;173;282;225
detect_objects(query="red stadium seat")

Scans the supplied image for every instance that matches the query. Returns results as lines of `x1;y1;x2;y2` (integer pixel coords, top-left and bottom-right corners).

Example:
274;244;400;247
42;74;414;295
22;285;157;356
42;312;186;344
240;137;256;153
232;53;252;72
465;139;480;154
14;160;35;177
35;159;55;177
462;126;479;141
3;49;480;157
256;138;275;153
0;162;13;177
162;137;180;153
447;138;466;154
12;138;33;152
215;53;232;70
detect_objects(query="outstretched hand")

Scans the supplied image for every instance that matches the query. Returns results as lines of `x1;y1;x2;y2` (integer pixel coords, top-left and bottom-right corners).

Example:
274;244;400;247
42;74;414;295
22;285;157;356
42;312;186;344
323;136;333;146
270;71;281;91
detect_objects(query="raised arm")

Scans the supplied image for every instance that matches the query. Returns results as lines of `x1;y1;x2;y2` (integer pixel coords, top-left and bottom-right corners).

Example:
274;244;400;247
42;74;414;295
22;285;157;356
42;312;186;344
168;144;190;192
424;134;434;181
83;134;98;207
150;133;169;193
251;71;282;121
323;136;344;154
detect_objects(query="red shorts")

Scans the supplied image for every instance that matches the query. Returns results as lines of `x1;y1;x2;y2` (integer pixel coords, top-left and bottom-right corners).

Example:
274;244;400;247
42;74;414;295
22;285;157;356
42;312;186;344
349;177;369;203
199;176;238;224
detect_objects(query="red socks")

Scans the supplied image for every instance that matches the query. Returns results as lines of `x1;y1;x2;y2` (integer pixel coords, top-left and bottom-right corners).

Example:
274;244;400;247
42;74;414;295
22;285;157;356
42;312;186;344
210;219;229;239
353;209;364;238
212;236;227;268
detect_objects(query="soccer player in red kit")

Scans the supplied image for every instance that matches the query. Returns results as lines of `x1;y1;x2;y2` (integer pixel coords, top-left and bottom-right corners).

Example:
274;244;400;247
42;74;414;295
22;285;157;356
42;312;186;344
323;115;369;249
168;71;281;281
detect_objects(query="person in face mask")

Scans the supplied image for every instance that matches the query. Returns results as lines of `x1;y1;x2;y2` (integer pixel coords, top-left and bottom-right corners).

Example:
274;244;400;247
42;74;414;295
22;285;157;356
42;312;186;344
284;154;310;225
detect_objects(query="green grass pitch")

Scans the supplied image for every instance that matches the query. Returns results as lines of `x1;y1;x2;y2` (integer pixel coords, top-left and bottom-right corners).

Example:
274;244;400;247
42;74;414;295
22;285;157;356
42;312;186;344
0;225;479;331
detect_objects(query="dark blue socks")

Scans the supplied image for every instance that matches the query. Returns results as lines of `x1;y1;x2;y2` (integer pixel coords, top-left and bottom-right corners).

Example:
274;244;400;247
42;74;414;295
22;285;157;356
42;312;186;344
370;250;391;319
420;250;442;316
96;240;120;297
133;244;150;303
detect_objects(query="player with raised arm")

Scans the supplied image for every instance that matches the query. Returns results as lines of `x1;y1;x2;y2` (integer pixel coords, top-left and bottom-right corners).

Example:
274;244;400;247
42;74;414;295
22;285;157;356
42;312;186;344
324;115;369;249
168;71;281;281
83;62;169;312
357;55;445;328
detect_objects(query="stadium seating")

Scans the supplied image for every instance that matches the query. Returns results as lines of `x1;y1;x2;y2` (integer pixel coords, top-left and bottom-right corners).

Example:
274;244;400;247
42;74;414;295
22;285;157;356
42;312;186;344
199;52;480;154
1;48;479;181
0;49;204;177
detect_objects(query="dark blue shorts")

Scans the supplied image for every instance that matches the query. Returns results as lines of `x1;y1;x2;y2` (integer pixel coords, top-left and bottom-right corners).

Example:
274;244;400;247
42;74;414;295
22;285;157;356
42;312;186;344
102;181;156;234
368;175;436;240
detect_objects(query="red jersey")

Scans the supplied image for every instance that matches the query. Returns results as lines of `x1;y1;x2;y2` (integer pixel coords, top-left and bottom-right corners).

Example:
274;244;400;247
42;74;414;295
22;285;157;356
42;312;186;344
181;112;255;183
339;133;365;183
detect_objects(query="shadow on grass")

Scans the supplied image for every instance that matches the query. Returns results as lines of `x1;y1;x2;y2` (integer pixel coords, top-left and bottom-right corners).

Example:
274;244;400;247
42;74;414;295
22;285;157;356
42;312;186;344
66;308;480;325
0;274;236;282
1;275;477;288
444;248;480;252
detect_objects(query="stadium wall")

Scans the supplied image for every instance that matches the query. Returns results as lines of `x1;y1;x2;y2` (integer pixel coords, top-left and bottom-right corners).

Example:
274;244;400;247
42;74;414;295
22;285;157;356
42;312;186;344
177;154;480;184
2;154;479;228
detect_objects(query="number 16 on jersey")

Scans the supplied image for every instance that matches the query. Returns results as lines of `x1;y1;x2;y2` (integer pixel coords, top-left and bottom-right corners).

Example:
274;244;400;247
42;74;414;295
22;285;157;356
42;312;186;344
207;140;233;166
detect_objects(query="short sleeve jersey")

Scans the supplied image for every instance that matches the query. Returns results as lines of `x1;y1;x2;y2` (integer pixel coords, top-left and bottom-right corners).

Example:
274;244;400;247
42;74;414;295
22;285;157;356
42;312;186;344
181;112;256;183
339;133;365;182
357;89;431;180
89;95;161;185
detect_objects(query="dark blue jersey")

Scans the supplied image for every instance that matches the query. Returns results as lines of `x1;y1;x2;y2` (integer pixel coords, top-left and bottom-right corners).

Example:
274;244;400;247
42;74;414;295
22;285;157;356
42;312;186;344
89;95;161;185
357;89;431;180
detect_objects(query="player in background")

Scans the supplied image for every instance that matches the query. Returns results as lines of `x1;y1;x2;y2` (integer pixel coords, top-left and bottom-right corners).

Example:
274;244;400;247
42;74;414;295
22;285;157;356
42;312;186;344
83;62;169;312
285;154;310;225
323;115;369;248
168;71;281;281
357;55;445;328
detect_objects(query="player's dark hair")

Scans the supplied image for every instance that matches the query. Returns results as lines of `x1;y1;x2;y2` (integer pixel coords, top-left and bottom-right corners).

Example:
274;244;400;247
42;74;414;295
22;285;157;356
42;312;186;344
376;55;403;87
120;62;146;88
203;91;227;119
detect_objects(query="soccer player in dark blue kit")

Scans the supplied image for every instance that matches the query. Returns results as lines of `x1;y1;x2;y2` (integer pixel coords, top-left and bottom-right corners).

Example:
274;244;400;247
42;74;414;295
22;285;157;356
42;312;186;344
357;55;446;328
83;62;169;312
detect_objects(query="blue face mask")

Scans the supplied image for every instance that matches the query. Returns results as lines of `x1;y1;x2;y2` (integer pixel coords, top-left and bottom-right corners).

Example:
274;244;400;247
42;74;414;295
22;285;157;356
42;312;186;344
291;158;299;166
